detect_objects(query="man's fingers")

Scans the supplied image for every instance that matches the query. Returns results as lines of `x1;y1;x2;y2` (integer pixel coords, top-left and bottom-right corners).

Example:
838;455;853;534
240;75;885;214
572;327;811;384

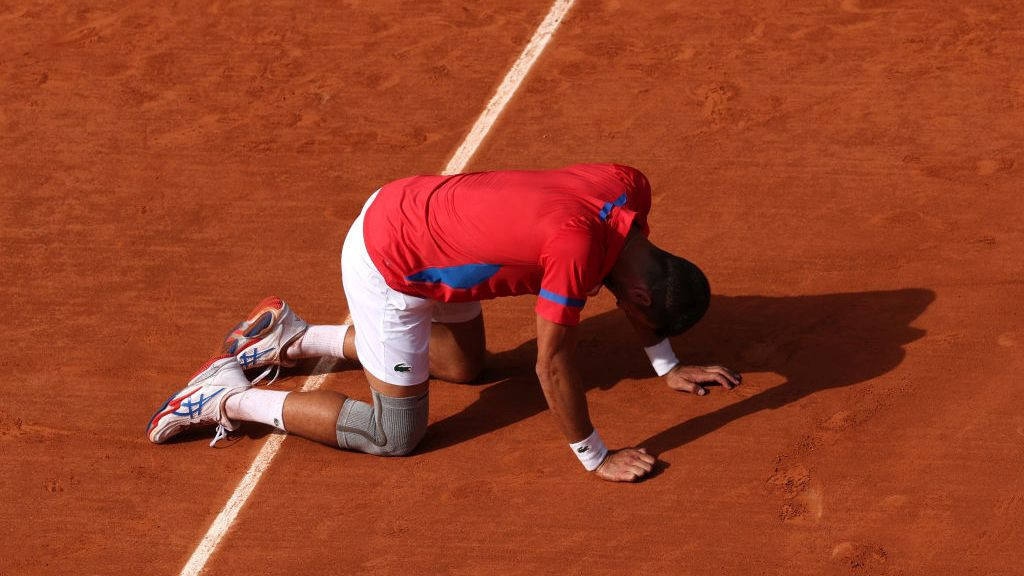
623;461;650;480
632;448;656;466
606;468;639;482
671;379;705;395
683;381;707;395
622;448;655;472
595;449;658;482
622;451;651;466
706;372;733;389
628;464;649;479
633;459;654;474
708;366;742;386
719;366;743;383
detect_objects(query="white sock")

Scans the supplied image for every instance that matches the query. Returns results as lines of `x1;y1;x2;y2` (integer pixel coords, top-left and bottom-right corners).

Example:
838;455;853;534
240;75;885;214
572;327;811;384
287;324;349;360
224;389;290;431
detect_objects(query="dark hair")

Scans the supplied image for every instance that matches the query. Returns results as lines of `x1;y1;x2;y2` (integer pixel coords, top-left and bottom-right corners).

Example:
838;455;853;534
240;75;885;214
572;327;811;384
643;248;710;338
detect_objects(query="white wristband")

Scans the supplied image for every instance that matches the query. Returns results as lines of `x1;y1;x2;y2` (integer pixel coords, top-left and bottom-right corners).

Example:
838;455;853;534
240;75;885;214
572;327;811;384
569;429;609;471
644;338;680;377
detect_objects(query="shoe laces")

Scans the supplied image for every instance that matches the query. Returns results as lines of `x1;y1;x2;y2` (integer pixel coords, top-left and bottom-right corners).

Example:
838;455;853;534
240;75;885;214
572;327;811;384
209;385;245;448
250;364;282;386
210;424;229;447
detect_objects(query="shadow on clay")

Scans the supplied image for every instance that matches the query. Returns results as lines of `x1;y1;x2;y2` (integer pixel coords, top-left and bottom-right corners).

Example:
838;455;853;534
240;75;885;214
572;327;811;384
160;421;277;446
417;288;935;457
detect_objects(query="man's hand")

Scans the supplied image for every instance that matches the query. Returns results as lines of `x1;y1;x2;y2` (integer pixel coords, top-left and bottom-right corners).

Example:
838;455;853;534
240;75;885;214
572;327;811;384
666;365;741;396
594;448;656;482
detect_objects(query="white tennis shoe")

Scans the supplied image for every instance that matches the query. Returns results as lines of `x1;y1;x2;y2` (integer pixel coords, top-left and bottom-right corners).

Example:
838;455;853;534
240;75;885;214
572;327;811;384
146;355;249;446
223;296;309;384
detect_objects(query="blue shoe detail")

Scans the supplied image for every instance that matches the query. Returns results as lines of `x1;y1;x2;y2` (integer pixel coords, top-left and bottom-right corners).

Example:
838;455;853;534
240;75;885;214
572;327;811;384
238;347;275;369
146;391;178;432
243;312;274;338
172;387;225;419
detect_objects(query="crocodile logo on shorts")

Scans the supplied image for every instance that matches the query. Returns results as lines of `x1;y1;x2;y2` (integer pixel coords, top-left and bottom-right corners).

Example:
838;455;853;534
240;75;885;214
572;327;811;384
577;446;590;454
394;363;412;373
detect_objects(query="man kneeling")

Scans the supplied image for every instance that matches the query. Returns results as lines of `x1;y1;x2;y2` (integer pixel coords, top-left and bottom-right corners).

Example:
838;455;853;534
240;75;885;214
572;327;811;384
146;164;740;482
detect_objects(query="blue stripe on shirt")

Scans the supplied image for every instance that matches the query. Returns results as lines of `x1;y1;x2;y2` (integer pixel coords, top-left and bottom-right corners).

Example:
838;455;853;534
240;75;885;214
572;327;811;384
406;264;501;289
539;289;585;308
598;192;628;221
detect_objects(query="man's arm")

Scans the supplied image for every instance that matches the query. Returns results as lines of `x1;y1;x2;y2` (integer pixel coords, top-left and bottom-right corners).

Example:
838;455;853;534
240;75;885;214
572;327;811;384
535;315;656;482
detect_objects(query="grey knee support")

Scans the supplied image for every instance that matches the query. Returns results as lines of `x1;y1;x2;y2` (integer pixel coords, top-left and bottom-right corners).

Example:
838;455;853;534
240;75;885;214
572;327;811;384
336;390;428;456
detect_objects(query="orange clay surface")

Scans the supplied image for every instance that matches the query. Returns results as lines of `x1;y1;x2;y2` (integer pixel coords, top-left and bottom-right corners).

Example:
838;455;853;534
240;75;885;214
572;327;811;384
2;1;1023;575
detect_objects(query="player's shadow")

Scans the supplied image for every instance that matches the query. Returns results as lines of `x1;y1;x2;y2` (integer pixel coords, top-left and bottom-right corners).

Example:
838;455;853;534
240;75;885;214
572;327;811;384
418;288;935;455
161;422;277;446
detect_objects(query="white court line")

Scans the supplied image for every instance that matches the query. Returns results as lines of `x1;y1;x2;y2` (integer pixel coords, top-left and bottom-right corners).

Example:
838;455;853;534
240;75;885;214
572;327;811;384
179;1;575;574
178;356;337;576
445;0;575;175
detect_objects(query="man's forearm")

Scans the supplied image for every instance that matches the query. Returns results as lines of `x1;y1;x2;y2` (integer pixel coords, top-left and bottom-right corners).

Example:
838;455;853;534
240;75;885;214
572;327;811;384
535;356;593;443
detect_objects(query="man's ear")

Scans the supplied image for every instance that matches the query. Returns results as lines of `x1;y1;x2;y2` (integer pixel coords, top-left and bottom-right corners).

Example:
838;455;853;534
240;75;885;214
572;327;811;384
628;285;652;307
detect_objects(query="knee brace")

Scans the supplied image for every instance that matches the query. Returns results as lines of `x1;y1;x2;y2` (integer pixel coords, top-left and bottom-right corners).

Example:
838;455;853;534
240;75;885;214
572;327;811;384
335;390;428;456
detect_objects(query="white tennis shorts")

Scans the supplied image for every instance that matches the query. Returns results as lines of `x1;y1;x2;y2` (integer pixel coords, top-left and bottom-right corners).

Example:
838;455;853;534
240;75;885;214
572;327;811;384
341;191;481;385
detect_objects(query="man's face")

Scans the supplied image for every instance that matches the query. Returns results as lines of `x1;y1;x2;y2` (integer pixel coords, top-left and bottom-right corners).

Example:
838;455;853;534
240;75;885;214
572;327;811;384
616;297;658;332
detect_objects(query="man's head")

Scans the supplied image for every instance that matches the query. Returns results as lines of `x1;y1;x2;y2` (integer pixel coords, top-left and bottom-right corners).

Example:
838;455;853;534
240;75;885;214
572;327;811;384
604;231;710;338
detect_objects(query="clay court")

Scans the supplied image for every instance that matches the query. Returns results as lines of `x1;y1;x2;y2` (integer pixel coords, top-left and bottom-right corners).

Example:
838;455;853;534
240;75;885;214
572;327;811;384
2;1;1022;574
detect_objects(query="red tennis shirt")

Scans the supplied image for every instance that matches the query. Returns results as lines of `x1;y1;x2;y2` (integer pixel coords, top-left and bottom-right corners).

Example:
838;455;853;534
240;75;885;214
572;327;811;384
362;163;652;326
